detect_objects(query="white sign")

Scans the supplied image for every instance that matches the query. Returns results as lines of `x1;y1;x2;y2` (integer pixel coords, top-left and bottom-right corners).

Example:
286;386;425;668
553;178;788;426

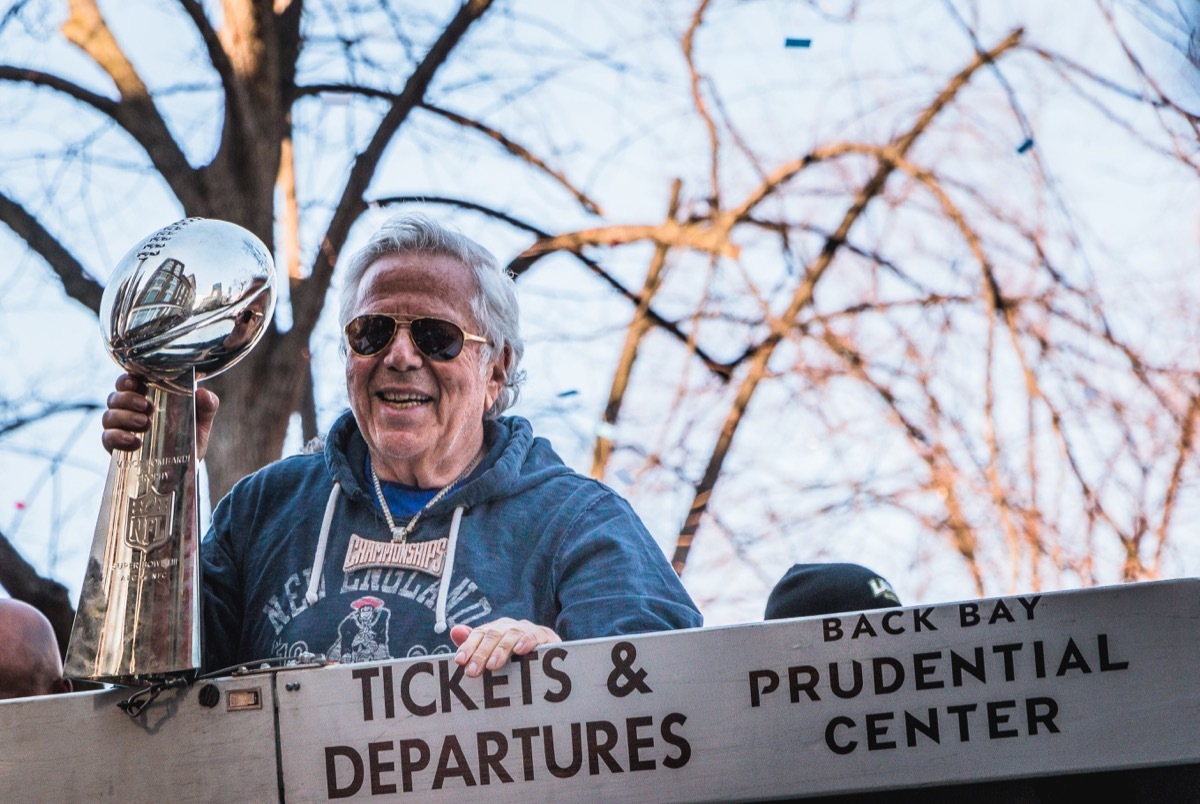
275;579;1200;802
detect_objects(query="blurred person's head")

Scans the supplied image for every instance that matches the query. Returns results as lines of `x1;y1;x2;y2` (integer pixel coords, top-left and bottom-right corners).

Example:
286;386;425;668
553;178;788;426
0;599;72;700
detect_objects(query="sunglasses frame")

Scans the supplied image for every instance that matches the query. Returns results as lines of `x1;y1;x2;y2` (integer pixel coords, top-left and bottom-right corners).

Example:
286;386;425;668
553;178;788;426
344;314;489;361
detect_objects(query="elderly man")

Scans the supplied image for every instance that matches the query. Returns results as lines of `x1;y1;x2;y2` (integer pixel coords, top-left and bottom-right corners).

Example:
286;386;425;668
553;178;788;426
0;599;73;700
103;214;701;678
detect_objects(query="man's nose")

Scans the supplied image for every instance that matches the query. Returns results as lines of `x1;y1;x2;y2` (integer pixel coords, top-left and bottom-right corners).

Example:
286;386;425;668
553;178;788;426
381;324;423;370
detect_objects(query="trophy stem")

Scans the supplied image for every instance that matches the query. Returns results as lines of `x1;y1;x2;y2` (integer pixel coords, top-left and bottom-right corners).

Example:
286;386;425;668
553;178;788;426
65;370;202;685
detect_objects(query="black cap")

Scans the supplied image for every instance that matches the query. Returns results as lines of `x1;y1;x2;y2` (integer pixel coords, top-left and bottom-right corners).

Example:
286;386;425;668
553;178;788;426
764;563;902;620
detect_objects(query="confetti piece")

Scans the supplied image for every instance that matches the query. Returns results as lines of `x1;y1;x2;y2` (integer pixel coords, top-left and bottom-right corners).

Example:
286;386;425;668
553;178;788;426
15;501;26;510
556;389;579;398
1016;138;1034;154
785;38;812;48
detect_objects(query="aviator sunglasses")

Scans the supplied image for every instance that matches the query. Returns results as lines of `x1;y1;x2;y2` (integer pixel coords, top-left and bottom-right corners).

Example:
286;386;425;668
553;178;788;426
344;314;489;361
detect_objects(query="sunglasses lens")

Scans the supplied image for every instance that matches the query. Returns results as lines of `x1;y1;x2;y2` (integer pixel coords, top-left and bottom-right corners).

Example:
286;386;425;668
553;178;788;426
346;315;397;356
410;318;464;361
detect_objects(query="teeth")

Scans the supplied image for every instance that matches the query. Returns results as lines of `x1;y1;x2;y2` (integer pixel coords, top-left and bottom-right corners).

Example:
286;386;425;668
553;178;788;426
379;392;429;404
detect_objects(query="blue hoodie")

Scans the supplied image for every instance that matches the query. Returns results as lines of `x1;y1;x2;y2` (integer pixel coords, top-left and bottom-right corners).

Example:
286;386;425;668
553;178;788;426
201;411;702;671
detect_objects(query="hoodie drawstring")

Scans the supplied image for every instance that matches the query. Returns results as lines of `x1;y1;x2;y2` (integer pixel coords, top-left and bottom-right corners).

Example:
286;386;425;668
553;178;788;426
306;481;341;606
434;505;465;634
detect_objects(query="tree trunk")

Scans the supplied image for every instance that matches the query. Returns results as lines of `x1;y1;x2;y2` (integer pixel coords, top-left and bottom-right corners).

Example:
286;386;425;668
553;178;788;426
203;328;311;503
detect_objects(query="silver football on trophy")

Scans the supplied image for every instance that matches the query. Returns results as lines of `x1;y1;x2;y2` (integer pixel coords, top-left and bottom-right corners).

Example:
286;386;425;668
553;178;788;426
101;218;276;392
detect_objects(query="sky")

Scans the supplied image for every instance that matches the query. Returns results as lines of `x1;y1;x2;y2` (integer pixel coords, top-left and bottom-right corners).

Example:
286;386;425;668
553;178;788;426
1;0;1198;625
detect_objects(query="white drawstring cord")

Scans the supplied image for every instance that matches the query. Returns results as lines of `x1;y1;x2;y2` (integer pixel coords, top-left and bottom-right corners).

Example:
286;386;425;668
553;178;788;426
434;505;465;633
305;482;341;606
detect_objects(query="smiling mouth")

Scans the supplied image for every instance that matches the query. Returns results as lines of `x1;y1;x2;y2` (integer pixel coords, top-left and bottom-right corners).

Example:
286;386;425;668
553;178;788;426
377;392;432;408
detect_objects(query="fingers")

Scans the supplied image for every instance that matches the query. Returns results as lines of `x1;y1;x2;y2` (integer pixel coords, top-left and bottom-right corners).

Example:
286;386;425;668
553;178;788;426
101;374;152;453
194;387;220;462
196;387;220;419
452;618;561;678
100;374;221;458
449;623;474;647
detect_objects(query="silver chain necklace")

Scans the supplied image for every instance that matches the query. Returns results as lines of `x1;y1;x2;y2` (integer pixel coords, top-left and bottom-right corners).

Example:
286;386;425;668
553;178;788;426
369;447;483;543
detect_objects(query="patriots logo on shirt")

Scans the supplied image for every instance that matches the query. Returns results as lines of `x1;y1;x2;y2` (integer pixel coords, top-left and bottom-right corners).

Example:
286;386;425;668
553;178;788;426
328;596;392;663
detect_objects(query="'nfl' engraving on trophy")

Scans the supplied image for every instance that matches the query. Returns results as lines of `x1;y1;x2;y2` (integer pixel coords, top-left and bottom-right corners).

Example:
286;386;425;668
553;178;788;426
125;488;176;553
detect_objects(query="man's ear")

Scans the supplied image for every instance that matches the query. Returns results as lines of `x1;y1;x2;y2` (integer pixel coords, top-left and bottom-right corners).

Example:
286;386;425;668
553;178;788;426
495;344;513;379
484;345;512;409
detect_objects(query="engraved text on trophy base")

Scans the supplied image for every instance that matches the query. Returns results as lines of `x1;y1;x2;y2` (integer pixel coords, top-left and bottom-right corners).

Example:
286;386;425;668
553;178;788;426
110;557;180;581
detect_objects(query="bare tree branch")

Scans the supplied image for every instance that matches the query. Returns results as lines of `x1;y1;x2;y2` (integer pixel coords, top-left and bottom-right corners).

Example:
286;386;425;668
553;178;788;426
821;328;987;595
176;0;238;94
420;102;604;216
61;0;204;208
0;191;104;313
515;221;740;264
1153;386;1200;573
671;28;1025;575
683;0;720;211
375;194;733;380
294;0;496;337
0;65;119;114
295;84;606;215
592;180;682;479
0;402;101;439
